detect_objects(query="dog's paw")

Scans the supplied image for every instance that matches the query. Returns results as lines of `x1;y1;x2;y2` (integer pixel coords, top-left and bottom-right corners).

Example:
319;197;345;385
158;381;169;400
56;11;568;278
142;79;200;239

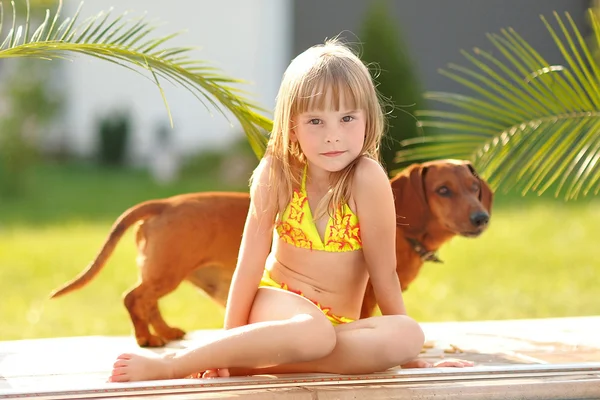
137;335;167;348
159;327;186;341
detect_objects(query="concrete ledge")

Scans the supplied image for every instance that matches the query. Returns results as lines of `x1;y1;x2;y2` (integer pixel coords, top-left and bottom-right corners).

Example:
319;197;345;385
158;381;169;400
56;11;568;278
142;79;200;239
2;364;600;399
2;316;600;399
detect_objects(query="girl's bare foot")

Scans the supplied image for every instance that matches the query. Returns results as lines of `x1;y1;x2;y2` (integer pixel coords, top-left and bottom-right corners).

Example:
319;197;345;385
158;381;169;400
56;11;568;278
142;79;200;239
402;358;474;369
432;359;474;368
109;352;174;382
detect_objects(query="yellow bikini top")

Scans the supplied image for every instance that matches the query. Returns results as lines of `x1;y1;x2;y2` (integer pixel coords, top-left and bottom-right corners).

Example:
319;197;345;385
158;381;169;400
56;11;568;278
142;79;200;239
275;165;362;252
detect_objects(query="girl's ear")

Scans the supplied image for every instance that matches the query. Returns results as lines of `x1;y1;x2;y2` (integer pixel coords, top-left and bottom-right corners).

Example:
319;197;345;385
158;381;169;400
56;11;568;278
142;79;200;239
289;121;298;142
289;129;298;142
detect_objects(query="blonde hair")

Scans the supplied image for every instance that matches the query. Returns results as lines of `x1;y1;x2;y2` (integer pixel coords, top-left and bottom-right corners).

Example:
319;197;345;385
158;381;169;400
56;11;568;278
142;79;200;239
251;38;386;220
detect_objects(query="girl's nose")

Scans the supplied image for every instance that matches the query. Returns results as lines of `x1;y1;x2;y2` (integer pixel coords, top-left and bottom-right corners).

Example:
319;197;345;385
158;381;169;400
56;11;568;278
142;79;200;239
325;129;341;143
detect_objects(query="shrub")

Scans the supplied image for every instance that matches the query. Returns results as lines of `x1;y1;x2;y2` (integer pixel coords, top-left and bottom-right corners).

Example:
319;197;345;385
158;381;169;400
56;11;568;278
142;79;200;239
359;0;427;175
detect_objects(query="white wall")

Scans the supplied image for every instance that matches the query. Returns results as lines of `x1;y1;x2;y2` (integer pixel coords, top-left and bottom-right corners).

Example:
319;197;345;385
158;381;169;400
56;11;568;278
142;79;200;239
61;0;292;164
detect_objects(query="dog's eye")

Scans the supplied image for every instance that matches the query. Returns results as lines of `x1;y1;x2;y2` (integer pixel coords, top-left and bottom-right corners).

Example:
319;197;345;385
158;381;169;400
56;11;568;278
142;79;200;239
437;186;451;196
472;182;480;192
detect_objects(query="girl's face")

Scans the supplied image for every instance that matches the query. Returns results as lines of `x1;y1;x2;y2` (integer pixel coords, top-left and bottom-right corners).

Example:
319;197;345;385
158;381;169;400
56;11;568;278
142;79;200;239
291;92;366;173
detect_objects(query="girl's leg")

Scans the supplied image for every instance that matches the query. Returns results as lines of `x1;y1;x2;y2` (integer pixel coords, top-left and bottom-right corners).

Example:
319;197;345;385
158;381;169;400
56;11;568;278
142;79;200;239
228;314;427;376
109;288;337;382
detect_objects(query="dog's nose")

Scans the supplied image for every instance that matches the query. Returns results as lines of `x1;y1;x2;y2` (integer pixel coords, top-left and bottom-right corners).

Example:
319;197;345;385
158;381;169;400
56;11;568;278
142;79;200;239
470;211;489;227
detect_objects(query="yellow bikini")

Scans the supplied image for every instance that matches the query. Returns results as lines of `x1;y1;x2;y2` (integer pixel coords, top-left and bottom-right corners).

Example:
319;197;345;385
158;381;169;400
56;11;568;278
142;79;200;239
258;165;361;325
259;269;355;325
275;165;362;252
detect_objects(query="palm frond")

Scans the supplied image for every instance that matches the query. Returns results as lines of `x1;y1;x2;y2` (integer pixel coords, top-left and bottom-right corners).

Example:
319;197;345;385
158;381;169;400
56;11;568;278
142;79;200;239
0;0;271;159
396;9;600;199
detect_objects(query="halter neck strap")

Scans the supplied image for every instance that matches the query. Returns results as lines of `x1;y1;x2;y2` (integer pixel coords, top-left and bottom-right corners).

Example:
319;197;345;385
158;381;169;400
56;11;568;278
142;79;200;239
301;163;308;192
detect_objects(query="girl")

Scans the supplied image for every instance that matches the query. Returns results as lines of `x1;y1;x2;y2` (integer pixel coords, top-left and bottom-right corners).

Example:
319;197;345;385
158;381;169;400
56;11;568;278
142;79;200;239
109;39;470;383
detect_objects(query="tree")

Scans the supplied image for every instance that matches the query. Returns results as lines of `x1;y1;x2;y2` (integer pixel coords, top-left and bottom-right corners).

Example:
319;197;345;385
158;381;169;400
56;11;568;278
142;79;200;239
396;9;600;200
359;0;426;176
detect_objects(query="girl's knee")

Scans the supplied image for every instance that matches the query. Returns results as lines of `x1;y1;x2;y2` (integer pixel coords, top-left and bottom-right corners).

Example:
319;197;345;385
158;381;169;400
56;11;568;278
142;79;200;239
290;314;337;361
382;315;425;365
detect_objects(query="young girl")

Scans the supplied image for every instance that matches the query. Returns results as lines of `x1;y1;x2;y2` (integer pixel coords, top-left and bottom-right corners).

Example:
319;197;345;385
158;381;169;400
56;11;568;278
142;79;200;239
109;39;471;383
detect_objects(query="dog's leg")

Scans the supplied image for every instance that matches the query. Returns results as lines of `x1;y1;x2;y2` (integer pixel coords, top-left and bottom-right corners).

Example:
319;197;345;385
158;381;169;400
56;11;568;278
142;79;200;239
123;284;165;347
128;222;193;347
123;276;188;347
148;303;186;341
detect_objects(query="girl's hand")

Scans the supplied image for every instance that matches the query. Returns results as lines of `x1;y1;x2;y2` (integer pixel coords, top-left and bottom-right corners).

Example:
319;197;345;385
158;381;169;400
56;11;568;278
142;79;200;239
401;358;474;368
186;368;230;379
202;368;231;378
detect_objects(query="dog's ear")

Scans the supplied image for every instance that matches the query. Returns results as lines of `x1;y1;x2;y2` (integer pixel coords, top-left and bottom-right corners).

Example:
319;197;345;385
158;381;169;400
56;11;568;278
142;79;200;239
390;164;430;236
466;162;494;215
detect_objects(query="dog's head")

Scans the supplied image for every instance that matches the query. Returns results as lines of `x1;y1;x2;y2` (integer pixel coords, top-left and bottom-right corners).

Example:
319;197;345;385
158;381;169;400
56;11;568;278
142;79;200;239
390;159;493;238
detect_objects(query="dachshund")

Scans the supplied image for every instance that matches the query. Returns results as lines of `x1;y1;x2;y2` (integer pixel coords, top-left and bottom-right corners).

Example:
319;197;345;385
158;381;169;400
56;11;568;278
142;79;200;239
360;159;493;318
50;159;493;347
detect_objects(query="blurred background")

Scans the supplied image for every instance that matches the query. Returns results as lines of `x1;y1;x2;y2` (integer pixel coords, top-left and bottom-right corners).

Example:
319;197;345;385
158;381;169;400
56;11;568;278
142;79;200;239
0;0;597;341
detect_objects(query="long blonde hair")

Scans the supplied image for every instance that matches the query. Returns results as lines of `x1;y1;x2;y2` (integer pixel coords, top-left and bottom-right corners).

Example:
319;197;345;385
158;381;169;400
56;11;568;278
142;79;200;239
251;38;386;220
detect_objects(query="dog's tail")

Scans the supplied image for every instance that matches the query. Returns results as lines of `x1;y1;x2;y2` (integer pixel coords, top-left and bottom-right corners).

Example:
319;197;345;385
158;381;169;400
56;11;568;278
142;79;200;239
49;200;168;299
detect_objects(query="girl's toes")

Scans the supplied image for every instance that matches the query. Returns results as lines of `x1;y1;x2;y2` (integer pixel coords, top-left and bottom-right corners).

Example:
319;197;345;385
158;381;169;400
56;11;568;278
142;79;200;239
113;360;128;368
108;372;129;383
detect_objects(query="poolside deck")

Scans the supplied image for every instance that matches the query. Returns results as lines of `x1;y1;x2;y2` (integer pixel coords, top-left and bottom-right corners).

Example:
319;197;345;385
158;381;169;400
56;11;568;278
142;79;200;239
1;316;599;399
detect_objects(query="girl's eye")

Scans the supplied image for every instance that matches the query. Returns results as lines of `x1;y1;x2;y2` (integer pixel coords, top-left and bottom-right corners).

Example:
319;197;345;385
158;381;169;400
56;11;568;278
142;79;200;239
309;119;321;125
342;115;354;122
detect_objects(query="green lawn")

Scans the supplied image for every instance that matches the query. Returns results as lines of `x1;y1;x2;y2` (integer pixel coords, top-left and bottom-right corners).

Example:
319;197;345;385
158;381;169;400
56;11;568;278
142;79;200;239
1;161;598;341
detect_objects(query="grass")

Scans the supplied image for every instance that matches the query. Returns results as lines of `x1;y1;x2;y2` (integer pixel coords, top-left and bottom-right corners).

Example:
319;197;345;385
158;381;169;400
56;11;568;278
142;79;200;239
0;161;598;341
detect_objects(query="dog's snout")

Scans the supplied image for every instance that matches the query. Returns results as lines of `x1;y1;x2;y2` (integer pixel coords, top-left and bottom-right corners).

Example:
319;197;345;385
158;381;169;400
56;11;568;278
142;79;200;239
470;211;489;227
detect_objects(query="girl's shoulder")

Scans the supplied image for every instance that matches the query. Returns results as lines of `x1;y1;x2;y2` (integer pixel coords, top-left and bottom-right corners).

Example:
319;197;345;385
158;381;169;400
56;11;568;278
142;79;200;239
352;156;388;188
349;157;395;222
251;155;276;184
349;157;392;207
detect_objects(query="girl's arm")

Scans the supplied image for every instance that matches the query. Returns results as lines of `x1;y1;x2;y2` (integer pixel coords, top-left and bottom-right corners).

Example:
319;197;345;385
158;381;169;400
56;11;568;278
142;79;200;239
353;157;407;316
223;157;277;329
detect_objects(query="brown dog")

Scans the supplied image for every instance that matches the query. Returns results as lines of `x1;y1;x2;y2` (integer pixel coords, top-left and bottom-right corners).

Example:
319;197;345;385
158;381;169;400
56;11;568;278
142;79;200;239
50;159;492;347
360;159;493;318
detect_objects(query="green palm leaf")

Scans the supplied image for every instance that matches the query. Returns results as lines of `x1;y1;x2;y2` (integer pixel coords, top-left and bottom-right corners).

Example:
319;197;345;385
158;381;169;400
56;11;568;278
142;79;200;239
0;0;271;159
396;9;600;200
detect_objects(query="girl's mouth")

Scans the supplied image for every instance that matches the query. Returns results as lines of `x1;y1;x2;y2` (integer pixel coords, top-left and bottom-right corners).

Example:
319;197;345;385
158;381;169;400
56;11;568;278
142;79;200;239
321;151;346;157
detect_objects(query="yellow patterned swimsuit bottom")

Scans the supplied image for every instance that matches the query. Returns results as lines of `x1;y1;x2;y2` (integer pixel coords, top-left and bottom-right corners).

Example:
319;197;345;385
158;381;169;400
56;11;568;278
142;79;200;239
259;269;355;326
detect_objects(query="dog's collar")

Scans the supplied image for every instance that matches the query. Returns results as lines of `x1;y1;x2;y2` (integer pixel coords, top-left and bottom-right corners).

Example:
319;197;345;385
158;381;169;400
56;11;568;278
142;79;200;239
406;238;443;263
